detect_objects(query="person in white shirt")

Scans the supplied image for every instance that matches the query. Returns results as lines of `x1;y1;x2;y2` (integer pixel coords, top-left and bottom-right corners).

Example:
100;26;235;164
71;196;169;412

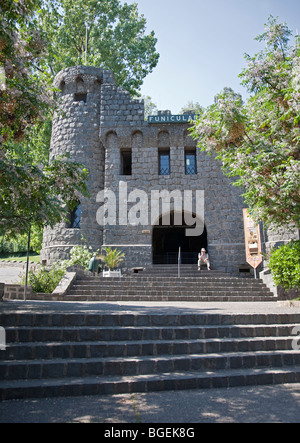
198;248;211;271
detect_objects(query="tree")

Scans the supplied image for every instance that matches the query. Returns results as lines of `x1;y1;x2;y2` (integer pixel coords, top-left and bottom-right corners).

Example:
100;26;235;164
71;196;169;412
135;95;157;120
0;1;89;237
190;17;300;230
0;0;48;146
180;101;205;115
38;0;160;95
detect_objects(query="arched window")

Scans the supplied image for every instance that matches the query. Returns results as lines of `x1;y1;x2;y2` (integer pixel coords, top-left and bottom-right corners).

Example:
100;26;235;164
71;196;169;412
68;202;81;229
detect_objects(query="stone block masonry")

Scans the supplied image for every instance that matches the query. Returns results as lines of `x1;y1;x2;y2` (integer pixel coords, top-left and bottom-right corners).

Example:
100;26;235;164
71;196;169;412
41;66;299;275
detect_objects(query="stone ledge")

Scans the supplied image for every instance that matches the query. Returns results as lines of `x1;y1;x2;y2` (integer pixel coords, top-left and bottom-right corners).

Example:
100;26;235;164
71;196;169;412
278;300;300;308
0;261;38;269
52;272;77;296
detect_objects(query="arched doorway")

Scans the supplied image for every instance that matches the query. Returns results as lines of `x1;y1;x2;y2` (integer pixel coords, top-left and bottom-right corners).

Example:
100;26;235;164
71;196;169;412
152;211;207;264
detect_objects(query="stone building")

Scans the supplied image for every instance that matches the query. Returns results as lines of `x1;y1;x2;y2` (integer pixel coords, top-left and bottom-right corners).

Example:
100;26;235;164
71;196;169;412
41;66;299;275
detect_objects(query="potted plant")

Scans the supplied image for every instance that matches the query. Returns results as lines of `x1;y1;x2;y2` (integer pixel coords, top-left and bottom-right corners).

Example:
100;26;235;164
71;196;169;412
99;247;125;277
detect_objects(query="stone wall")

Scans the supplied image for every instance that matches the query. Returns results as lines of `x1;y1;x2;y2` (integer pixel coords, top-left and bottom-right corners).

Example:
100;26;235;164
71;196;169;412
101;124;246;274
3;284;32;300
41;67;105;263
41;65;299;275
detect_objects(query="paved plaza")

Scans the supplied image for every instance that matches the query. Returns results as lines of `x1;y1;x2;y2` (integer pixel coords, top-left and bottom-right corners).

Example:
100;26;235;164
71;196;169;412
0;383;300;423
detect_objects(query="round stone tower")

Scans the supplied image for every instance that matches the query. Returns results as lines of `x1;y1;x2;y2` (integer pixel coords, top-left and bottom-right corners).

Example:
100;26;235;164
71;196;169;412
41;66;105;263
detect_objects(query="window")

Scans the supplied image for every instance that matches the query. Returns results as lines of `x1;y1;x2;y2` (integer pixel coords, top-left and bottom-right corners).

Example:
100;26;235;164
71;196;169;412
159;150;170;175
121;150;132;175
68;203;81;229
74;93;87;103
185;150;197;175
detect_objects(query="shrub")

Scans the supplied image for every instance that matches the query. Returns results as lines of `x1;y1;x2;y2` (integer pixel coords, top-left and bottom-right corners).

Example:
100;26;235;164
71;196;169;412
26;263;66;293
268;240;300;290
24;242;101;293
99;247;125;270
67;244;95;269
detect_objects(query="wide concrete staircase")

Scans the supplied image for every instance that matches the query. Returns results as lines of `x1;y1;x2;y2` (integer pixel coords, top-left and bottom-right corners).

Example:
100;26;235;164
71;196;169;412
1;311;300;400
66;266;275;302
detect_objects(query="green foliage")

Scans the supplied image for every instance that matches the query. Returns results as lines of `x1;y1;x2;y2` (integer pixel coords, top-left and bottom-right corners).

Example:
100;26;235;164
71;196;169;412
0;234;28;254
180;101;205;115
268;240;300;290
138;95;157;120
38;0;159;95
67;244;95;269
0;1;90;237
26;262;66;293
0;225;43;255
0;151;89;235
30;225;44;254
0;0;49;145
190;17;300;229
23;241;99;293
99;247;125;270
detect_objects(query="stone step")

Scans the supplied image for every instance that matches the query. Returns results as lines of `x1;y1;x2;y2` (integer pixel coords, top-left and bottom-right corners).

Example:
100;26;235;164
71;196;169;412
68;288;271;296
1;366;300;401
0;366;300;401
72;281;269;289
1;350;300;381
1;311;300;400
2;313;300;327
4;323;298;343
63;295;275;302
65;271;273;301
140;267;228;275
79;276;262;283
7;293;275;302
1;337;296;361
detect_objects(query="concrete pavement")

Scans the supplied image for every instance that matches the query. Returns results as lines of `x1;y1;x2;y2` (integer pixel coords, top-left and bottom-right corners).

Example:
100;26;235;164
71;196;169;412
1;299;300;315
0;265;24;284
0;384;300;423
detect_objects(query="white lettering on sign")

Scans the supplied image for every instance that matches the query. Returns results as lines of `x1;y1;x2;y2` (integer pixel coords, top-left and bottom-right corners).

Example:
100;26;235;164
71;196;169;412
148;114;198;124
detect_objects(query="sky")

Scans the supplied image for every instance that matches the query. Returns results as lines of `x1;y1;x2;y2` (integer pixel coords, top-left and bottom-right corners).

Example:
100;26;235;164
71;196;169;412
126;0;300;113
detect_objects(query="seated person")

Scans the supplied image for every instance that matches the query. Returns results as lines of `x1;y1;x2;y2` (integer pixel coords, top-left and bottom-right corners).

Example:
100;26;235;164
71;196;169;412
198;248;211;271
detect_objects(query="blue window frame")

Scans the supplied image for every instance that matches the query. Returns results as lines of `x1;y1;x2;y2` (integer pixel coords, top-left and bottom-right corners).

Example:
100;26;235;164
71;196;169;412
159;150;170;175
185;150;197;175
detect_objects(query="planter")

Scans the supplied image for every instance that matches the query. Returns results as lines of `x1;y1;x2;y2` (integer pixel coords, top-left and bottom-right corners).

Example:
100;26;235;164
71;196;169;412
102;269;122;278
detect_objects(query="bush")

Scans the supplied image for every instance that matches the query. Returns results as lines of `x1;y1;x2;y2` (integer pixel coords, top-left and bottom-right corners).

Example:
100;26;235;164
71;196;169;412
26;263;66;293
67;244;95;269
268;240;300;290
24;242;100;293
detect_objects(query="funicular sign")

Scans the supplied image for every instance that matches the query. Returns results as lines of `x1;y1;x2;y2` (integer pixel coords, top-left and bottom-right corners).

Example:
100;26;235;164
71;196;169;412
148;114;198;124
243;209;263;271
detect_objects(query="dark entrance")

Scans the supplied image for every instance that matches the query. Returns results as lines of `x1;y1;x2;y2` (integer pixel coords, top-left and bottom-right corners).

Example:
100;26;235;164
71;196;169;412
152;212;207;264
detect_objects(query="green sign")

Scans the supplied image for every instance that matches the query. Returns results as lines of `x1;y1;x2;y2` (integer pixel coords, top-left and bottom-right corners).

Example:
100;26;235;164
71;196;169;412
148;114;198;124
